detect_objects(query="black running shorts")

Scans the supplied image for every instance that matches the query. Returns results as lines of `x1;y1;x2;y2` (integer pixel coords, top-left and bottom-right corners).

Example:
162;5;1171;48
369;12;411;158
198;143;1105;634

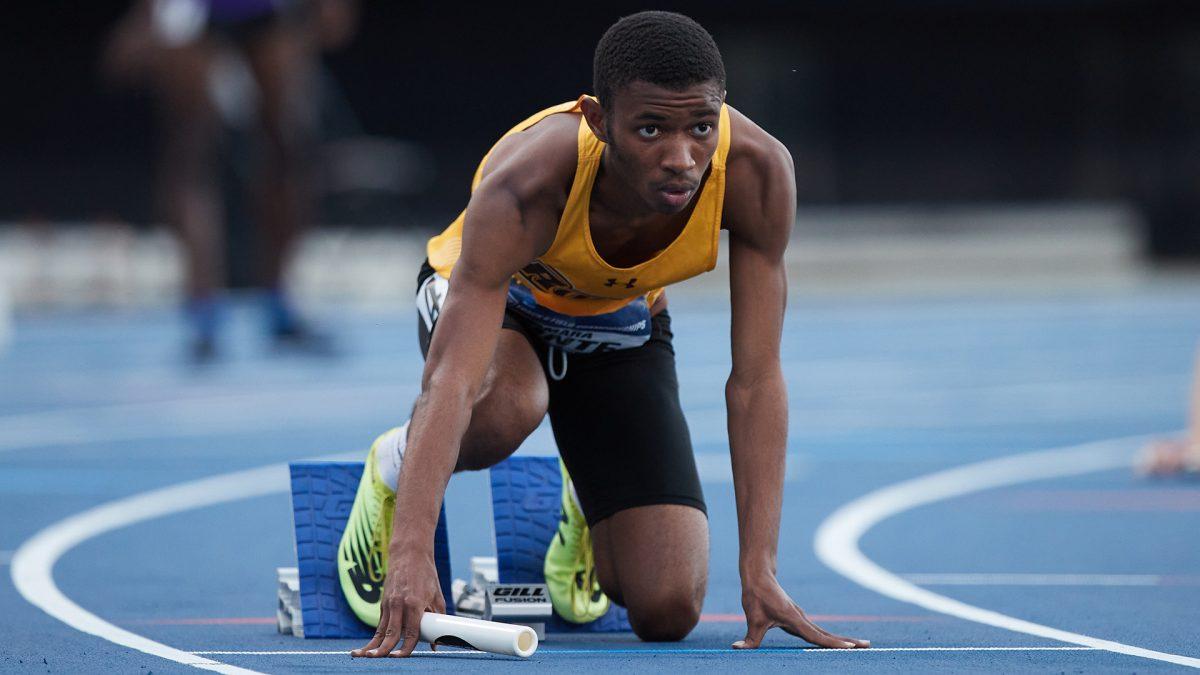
415;260;706;527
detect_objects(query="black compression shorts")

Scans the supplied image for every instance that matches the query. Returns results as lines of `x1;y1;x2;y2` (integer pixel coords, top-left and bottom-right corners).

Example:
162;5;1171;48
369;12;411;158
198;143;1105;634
415;259;706;527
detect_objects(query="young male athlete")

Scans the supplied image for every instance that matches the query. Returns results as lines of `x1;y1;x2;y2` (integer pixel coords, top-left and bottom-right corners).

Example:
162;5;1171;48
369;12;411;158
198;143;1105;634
338;11;870;657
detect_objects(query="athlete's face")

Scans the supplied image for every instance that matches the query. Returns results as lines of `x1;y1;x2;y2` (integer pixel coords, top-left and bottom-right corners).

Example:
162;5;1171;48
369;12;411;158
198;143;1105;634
586;80;724;215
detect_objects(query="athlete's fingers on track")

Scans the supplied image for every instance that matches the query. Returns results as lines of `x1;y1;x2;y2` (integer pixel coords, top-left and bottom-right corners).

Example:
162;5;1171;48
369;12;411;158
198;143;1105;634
801;622;871;649
779;608;858;649
369;602;404;657
791;604;869;648
780;619;851;649
732;617;772;649
393;602;423;657
352;602;390;657
351;629;382;657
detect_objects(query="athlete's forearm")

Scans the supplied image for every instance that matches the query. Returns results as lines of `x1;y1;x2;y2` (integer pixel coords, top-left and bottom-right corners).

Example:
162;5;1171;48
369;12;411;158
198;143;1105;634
387;381;474;560
726;368;788;580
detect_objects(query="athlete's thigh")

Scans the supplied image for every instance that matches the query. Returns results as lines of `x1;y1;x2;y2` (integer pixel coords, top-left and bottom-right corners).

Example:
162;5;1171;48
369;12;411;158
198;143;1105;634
545;311;705;526
470;327;547;429
415;260;547;467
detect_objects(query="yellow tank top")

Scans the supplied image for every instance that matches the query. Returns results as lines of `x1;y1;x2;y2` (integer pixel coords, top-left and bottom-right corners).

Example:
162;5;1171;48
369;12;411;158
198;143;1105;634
427;96;731;317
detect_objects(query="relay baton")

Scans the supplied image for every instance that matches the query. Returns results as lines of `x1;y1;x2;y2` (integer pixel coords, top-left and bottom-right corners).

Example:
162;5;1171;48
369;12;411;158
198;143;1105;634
420;612;538;657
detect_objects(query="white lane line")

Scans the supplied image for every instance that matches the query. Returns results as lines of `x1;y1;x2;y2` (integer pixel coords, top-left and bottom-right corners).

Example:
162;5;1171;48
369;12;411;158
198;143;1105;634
194;650;487;656
902;573;1167;587
10;453;356;675
190;646;1099;655
815;435;1200;670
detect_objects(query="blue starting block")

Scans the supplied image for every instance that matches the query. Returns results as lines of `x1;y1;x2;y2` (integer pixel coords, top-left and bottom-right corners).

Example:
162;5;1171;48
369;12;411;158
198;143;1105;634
288;462;453;638
287;457;629;638
489;457;630;633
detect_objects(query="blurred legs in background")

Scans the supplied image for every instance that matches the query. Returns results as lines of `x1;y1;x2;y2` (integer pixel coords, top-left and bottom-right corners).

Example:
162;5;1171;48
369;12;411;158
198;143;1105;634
154;35;225;358
1139;341;1200;476
105;0;343;361
243;21;319;344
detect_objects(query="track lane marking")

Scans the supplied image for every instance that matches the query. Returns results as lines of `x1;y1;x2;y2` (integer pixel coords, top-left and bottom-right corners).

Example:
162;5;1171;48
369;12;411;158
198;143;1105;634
127;613;930;626
901;573;1197;586
10;453;352;675
190;646;1100;655
815;435;1200;669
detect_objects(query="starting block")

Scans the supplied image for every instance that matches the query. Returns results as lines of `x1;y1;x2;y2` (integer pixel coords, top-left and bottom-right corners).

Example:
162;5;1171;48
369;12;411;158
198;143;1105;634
282;461;454;638
280;456;629;638
489;457;630;633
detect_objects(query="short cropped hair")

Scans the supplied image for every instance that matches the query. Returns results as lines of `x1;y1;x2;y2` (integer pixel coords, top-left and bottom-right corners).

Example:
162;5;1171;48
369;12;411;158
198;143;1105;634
593;11;725;109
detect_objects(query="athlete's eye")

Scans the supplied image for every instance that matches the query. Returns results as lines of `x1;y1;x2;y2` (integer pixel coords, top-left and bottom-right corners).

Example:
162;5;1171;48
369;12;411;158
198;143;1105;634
693;122;714;136
637;126;660;139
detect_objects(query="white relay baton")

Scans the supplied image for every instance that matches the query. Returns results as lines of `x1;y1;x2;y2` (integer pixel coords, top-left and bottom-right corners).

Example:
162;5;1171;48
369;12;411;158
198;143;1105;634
421;612;539;658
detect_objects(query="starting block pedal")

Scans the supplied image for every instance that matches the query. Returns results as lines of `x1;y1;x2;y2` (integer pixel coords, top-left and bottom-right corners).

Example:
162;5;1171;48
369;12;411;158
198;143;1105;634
489;457;630;633
284;461;453;638
281;457;628;638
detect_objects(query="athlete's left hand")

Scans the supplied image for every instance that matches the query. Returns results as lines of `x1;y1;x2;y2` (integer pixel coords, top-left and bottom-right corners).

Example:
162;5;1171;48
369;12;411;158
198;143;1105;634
733;574;870;650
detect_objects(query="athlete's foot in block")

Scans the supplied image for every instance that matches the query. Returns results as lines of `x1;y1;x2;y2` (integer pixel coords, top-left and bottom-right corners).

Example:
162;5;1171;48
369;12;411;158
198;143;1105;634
544;460;610;623
337;427;406;626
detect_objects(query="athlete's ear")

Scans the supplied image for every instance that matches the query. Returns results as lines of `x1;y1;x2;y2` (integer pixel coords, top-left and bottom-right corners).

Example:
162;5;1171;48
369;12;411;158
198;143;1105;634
580;96;610;144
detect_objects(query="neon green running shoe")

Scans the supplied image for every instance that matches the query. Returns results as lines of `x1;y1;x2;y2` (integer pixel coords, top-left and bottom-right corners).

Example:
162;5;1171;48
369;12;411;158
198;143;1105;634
544;459;610;623
337;426;403;627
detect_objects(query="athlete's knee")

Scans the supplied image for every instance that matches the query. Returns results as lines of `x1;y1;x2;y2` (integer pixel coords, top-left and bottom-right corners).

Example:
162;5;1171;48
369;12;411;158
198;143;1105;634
626;585;703;642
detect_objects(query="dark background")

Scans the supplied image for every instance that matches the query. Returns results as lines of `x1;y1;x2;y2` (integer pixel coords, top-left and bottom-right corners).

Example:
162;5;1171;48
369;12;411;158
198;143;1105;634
4;1;1200;258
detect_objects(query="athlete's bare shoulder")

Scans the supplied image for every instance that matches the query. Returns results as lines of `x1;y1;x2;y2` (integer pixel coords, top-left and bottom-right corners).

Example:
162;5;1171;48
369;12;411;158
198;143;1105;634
721;105;796;251
475;111;580;210
459;110;581;264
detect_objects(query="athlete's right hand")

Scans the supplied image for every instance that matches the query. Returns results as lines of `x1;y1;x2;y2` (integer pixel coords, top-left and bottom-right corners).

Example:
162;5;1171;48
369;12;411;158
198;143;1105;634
351;550;446;658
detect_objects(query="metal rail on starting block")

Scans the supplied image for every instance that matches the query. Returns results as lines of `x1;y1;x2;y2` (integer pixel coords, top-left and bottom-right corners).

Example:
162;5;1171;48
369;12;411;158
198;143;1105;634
281;456;629;638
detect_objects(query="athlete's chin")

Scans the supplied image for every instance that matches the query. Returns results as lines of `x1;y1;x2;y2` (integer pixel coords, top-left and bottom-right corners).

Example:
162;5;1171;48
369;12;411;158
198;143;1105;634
649;188;696;214
651;202;687;215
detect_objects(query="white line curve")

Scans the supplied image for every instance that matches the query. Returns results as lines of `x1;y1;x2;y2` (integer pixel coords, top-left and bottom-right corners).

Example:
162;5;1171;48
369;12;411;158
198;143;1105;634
899;573;1168;587
10;453;353;674
814;434;1200;669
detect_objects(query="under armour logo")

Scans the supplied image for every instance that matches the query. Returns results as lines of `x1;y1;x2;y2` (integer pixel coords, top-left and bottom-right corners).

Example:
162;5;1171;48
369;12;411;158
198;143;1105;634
604;278;637;289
